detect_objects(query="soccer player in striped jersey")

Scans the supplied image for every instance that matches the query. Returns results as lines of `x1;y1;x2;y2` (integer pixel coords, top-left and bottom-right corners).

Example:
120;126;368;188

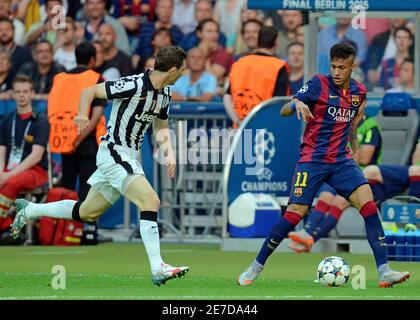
238;43;410;288
11;46;189;287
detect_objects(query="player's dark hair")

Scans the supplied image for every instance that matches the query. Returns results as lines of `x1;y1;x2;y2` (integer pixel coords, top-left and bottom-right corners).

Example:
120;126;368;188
154;45;186;72
258;26;278;49
75;42;96;65
329;42;356;61
241;19;263;35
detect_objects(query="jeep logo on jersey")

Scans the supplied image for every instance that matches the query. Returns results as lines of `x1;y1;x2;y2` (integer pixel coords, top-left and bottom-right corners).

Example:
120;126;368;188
135;113;155;122
327;106;356;123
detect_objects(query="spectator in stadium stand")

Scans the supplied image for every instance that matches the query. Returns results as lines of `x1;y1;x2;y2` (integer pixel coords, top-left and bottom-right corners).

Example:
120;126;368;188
0;48;13;99
264;10;284;31
143;56;155;72
132;0;183;70
110;0;150;35
97;23;133;77
25;0;63;47
171;47;217;102
224;26;289;128
92;40;120;80
387;57;415;93
18;39;64;100
0;18;32;76
378;26;413;91
0;75;49;235
365;18;408;87
135;27;173;73
53;17;77;71
213;0;244;39
318;17;368;75
228;14;263;59
179;0;227;53
276;10;302;59
81;0;131;56
295;25;304;44
172;0;195;35
0;0;24;45
196;18;233;89
287;42;304;95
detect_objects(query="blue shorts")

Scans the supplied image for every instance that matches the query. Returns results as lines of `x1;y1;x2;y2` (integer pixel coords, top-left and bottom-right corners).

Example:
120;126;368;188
379;165;410;199
288;160;368;206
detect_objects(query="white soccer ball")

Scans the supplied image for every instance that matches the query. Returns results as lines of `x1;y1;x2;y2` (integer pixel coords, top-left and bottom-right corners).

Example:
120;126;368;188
317;256;350;287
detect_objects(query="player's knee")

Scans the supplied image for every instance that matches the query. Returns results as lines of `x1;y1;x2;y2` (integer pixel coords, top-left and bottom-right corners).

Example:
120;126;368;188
409;165;420;177
331;196;349;210
319;192;334;203
363;165;381;181
135;192;160;211
79;202;100;222
286;203;307;217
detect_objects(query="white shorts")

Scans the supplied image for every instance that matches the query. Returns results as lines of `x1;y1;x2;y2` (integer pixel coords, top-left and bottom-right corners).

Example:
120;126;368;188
87;142;144;204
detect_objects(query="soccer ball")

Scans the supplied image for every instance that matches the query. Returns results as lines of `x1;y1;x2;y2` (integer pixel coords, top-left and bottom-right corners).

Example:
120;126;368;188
317;256;350;287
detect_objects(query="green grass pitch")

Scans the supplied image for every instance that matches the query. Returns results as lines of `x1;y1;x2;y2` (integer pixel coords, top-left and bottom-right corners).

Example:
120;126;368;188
0;243;419;300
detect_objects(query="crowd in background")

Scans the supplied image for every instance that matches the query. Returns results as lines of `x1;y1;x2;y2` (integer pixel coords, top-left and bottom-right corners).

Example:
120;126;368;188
0;0;417;105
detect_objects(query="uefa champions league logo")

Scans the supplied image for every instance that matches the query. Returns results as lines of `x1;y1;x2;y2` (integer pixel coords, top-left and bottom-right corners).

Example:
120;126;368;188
254;129;276;166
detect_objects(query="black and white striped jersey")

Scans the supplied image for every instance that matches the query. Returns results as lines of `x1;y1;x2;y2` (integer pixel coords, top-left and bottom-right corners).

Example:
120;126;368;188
102;72;171;150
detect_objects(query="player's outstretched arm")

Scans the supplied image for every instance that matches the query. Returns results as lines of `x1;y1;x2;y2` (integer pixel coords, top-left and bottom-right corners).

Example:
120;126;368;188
281;98;313;122
75;83;107;134
280;98;298;116
153;118;176;178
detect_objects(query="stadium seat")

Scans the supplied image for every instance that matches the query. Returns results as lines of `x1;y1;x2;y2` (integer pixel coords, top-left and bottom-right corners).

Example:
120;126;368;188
375;93;419;165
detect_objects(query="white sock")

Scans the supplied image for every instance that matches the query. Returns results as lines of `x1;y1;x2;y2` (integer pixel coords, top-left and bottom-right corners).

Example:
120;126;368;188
25;200;77;220
139;219;164;273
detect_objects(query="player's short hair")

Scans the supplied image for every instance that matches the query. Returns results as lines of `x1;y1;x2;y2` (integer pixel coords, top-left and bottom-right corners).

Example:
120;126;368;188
258;26;278;49
75;42;96;65
329;43;356;61
241;19;263;35
154;46;186;72
12;74;34;90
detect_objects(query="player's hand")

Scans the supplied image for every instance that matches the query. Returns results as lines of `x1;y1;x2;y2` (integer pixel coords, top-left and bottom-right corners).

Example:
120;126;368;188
166;153;176;179
295;101;314;122
74;114;89;135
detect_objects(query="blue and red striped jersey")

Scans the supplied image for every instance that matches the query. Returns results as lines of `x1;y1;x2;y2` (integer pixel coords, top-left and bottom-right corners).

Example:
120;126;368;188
294;74;367;163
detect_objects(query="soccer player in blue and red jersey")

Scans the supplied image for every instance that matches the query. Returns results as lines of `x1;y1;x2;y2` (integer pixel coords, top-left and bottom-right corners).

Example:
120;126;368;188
237;43;410;288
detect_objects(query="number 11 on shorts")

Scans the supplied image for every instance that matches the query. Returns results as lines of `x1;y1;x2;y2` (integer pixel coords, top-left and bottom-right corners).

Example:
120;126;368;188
294;172;308;187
